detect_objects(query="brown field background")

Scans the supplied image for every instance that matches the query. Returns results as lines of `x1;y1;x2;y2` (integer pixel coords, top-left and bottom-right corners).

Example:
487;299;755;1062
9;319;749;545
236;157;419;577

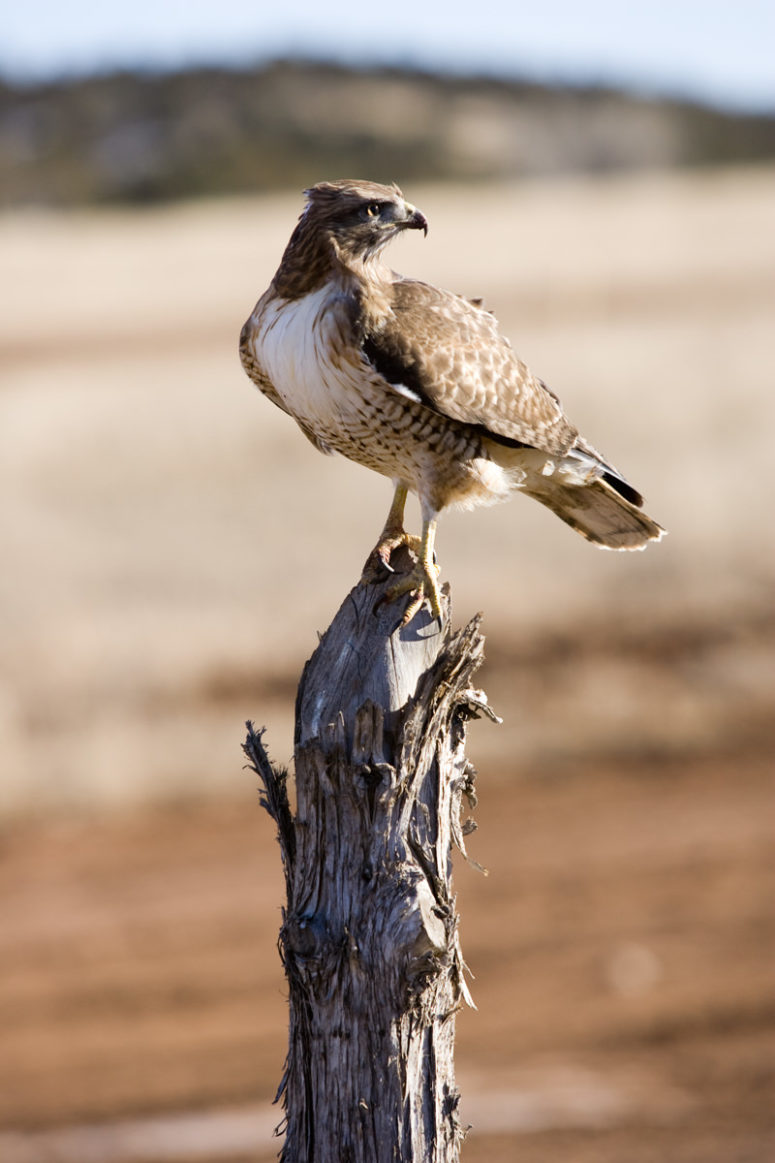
1;166;774;1160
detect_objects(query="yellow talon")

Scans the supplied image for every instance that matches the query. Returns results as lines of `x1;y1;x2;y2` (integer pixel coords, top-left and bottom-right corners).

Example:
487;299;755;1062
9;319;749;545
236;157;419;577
361;485;443;624
361;483;417;580
386;558;442;625
361;530;423;581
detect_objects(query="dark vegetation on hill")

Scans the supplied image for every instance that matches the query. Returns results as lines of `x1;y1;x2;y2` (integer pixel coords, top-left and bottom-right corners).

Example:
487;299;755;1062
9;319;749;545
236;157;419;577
2;58;774;207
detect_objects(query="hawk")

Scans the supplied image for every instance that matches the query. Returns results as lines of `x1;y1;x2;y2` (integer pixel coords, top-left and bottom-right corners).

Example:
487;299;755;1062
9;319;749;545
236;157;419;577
240;179;664;622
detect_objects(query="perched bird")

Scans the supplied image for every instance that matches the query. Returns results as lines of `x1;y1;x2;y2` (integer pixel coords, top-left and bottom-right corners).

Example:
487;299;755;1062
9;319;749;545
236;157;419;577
240;179;664;622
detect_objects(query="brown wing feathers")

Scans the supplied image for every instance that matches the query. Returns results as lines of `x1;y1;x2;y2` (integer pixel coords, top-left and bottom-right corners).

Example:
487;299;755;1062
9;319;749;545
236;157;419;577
362;278;648;509
361;278;576;455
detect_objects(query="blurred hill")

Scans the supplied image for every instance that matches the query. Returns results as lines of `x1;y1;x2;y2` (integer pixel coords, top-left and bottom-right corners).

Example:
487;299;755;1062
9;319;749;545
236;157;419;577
2;58;775;206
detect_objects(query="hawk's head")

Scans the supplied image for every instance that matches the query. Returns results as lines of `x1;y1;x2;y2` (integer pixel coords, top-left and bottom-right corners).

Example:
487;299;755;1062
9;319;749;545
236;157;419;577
301;179;428;262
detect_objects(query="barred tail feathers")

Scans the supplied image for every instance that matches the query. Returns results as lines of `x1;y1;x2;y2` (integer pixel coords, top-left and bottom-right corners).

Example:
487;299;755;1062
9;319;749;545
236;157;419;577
522;473;665;549
492;440;666;550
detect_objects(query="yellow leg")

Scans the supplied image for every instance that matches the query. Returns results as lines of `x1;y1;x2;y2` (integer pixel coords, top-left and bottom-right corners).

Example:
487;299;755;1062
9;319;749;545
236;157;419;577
382;483;410;541
361;482;421;579
361;487;443;624
385;512;442;625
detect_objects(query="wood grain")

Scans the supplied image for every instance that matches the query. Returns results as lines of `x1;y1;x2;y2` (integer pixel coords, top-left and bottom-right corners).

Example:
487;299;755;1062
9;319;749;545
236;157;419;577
245;563;498;1161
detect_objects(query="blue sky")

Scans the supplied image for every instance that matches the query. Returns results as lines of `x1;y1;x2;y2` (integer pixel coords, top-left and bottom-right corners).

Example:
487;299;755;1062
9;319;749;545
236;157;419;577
3;0;775;112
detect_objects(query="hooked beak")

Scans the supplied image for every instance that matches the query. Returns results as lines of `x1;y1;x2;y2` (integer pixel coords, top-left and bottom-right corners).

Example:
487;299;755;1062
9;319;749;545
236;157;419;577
403;203;428;237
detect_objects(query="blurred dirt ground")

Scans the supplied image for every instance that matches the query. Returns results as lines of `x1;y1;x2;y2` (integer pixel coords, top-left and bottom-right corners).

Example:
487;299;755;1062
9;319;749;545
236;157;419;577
1;167;774;1159
0;745;772;1161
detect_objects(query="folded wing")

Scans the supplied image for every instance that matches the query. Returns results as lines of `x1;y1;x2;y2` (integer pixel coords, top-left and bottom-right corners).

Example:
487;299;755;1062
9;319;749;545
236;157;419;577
361;278;578;456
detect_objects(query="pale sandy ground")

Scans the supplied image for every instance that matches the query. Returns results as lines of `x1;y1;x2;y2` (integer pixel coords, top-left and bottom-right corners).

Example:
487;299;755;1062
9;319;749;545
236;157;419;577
1;167;774;1161
2;165;774;813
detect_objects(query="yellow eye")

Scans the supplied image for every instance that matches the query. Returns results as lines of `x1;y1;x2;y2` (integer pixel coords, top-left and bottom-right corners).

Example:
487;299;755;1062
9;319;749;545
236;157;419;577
365;203;381;218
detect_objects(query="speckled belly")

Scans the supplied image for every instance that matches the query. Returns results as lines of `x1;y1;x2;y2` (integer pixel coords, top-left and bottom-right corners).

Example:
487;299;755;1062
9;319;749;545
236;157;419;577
252;286;503;511
323;385;472;473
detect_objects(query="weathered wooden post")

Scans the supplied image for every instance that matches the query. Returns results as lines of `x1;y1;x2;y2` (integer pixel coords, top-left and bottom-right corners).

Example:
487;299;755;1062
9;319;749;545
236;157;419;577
244;550;497;1162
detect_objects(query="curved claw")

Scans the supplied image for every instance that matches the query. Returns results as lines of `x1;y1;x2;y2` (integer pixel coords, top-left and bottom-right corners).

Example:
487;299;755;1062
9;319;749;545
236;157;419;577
361;530;423;583
386;559;443;626
360;490;442;625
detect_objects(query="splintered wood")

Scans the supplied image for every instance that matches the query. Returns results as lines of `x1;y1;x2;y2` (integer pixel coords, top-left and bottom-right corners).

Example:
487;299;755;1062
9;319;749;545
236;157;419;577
244;568;498;1162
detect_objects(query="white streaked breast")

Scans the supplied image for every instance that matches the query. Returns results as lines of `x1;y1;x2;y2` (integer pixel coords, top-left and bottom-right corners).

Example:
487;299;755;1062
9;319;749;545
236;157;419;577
253;285;357;433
